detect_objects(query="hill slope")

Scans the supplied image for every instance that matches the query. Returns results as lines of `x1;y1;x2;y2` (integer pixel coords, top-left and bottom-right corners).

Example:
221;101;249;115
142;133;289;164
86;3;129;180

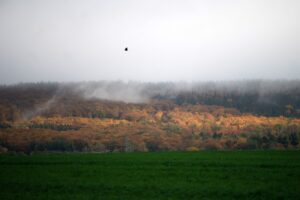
0;81;300;153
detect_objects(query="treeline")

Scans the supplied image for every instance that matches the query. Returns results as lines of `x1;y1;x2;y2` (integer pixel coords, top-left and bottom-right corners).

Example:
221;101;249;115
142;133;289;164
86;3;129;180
1;124;299;154
154;80;300;117
0;80;299;122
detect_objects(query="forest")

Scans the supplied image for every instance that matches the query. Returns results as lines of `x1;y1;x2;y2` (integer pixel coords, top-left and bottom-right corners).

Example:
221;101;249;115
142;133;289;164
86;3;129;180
0;80;300;153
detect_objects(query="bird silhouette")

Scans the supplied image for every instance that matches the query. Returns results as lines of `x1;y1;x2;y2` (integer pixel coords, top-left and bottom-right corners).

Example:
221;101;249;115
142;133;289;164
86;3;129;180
124;47;128;51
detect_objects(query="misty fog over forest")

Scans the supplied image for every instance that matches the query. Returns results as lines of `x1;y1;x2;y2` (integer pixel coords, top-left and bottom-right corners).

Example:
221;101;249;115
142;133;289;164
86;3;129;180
1;80;300;118
1;80;300;154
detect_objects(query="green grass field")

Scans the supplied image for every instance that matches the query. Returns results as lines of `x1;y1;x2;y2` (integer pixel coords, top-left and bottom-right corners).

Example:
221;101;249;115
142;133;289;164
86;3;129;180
0;151;300;199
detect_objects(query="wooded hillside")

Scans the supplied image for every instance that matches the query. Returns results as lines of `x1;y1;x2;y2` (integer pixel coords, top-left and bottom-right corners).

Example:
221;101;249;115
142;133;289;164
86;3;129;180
0;81;300;153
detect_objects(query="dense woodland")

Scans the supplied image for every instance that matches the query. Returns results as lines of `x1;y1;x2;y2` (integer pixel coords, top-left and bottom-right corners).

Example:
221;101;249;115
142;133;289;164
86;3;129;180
0;81;300;153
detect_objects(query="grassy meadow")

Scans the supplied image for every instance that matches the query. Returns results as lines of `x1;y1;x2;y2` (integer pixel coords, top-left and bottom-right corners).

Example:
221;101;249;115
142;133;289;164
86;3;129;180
0;151;300;199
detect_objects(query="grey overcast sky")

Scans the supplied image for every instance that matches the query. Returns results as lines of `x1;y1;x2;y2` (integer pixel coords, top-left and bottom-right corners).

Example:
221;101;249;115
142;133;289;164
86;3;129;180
0;0;299;84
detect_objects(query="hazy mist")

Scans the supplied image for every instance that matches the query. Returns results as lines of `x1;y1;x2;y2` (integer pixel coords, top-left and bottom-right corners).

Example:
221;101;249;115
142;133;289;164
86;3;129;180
0;0;299;84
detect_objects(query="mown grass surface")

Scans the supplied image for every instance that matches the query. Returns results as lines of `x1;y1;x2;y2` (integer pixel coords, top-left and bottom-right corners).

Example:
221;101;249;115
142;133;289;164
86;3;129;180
0;151;300;199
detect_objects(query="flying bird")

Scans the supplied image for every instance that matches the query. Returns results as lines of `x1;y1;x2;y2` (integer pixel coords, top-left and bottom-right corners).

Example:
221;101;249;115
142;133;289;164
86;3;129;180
124;47;128;51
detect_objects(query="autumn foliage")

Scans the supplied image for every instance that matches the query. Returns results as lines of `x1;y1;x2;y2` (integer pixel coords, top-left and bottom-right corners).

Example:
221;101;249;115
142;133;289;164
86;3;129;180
0;82;300;153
